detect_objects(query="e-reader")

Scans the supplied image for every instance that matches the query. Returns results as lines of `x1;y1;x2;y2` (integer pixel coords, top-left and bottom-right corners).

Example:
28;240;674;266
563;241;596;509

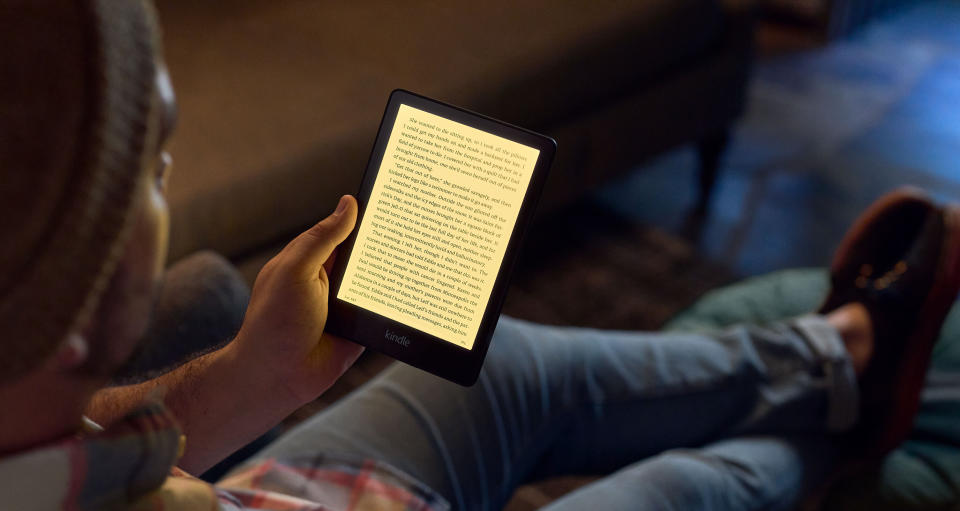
325;89;556;386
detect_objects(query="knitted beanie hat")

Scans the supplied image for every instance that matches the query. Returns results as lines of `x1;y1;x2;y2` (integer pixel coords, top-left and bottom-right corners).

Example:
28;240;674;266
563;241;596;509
0;0;162;384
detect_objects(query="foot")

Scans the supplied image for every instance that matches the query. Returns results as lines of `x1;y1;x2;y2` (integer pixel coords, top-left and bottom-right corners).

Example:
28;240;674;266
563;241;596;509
821;189;960;459
827;303;874;376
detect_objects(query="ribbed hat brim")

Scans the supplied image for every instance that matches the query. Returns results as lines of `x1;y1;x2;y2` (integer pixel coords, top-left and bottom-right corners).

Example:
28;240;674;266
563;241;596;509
0;0;162;383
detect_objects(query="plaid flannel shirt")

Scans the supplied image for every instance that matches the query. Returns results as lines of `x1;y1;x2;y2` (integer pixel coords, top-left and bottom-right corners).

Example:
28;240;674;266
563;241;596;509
0;402;448;511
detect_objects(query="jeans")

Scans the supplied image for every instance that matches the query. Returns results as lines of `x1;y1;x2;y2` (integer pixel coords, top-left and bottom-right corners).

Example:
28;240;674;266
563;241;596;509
250;314;857;511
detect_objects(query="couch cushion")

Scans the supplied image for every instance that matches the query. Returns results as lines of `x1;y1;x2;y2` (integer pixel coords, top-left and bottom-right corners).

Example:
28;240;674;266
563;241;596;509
156;0;728;260
666;268;960;509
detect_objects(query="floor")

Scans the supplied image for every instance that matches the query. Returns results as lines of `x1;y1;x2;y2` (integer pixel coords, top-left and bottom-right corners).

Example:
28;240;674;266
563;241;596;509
597;0;960;279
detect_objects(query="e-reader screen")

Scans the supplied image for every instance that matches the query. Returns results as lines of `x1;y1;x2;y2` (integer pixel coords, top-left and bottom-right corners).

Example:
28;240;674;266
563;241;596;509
336;103;540;350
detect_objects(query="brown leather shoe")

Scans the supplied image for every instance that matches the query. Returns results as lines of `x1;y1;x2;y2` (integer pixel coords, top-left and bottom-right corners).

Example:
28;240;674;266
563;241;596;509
820;187;935;314
820;188;960;458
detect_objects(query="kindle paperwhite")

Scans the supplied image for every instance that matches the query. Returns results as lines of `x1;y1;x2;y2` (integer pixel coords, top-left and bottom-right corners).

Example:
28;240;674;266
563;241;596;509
326;89;556;386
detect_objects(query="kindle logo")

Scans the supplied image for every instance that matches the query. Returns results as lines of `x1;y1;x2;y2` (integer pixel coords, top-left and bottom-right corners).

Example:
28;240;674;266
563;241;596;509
385;329;411;347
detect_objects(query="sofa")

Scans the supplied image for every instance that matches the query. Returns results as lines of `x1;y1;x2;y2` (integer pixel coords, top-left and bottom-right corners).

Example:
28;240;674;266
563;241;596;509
154;0;755;274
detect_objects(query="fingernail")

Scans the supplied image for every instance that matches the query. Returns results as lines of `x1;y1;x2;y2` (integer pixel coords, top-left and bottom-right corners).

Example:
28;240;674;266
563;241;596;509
334;195;348;215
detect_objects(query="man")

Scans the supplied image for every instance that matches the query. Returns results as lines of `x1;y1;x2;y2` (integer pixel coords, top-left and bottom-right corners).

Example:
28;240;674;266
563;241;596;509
1;2;957;510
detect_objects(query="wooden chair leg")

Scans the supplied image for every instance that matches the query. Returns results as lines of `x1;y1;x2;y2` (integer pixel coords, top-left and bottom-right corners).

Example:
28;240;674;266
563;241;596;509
696;130;731;213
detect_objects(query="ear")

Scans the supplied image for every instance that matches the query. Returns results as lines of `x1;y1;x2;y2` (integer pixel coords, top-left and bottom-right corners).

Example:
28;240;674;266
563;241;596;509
52;333;89;370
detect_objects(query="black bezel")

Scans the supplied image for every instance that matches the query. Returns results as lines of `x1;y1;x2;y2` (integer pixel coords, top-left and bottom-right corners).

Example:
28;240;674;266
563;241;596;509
326;89;556;386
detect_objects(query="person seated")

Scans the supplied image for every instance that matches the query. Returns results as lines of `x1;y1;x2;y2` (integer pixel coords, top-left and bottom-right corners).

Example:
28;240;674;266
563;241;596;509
1;2;957;510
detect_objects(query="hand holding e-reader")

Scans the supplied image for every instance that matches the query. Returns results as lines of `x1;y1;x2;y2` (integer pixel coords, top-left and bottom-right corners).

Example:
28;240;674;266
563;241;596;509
326;90;556;385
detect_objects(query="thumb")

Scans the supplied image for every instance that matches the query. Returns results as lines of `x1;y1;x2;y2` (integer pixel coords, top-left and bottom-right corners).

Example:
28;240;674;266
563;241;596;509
285;195;357;276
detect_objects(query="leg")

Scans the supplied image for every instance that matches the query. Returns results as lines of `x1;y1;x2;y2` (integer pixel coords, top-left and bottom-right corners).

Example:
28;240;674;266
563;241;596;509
544;435;840;511
245;313;856;511
696;130;730;213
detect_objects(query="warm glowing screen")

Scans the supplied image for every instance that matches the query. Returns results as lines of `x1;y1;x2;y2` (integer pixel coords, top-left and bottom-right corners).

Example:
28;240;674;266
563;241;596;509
337;104;539;349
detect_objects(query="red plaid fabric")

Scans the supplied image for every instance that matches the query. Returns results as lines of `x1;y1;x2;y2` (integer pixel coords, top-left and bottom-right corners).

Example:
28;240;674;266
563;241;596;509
0;402;448;511
217;456;448;511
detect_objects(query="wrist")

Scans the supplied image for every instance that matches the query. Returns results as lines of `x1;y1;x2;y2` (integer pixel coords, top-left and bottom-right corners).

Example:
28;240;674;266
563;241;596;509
162;341;304;474
225;331;312;411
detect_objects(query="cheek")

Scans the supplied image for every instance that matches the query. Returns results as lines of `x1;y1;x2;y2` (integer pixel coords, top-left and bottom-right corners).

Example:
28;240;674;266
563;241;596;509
122;184;168;292
147;184;170;279
82;183;170;373
109;184;169;347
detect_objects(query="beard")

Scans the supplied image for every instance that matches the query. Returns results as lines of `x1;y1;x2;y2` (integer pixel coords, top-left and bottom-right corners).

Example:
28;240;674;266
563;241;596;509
87;250;250;386
107;274;165;385
80;267;165;385
107;320;158;384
